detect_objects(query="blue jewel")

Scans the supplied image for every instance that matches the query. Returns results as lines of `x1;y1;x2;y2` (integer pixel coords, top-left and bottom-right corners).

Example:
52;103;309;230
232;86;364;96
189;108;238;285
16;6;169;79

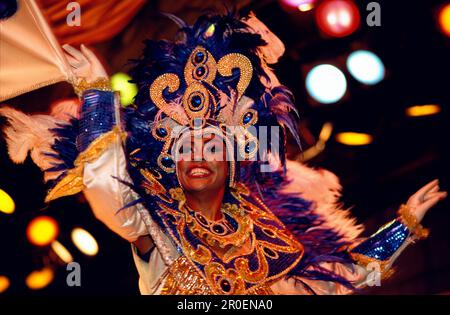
194;51;205;63
191;95;202;108
156;127;168;138
245;141;255;154
242;112;253;124
161;156;174;168
195;66;206;77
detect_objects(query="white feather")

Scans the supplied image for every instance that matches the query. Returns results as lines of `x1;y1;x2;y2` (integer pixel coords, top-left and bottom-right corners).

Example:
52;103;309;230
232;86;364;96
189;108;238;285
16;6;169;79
283;160;364;241
0;99;80;181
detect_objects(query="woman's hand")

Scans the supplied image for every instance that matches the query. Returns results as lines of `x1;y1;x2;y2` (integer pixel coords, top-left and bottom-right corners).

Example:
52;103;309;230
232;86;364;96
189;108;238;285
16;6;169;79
406;179;447;223
62;44;108;83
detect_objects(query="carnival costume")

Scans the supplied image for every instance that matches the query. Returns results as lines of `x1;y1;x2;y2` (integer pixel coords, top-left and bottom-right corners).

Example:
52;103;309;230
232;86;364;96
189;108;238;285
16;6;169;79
0;11;431;295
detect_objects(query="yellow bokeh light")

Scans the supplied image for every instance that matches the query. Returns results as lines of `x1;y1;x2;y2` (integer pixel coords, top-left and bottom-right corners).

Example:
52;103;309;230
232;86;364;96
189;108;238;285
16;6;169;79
51;240;73;264
111;72;138;106
299;3;314;12
0;275;10;293
406;104;441;117
25;268;54;290
318;122;333;142
71;227;99;256
438;4;450;37
26;216;59;246
335;132;373;146
0;189;15;214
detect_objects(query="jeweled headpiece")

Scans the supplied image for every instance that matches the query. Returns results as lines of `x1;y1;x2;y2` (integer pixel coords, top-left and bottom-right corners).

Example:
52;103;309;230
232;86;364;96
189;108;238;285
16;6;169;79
127;11;298;189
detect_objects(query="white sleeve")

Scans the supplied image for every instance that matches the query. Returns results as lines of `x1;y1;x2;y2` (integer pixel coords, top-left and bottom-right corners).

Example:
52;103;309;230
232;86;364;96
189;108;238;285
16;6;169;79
82;135;148;243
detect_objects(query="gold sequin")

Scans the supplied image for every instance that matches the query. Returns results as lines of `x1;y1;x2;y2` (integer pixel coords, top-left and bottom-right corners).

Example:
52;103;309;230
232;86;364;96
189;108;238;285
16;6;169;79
73;77;112;98
45;127;125;202
217;53;253;100
161;256;213;295
161;255;274;295
157;183;304;294
398;204;429;240
149;73;189;125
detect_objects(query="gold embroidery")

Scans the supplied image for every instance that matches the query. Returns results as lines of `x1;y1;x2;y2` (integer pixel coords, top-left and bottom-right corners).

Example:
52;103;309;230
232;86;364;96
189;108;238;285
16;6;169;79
350;253;395;280
73;77;112;97
157;184;304;294
161;255;214;295
45;127;125;202
161;255;275;295
184;46;217;85
148;73;189;125
217;53;253;100
398;204;429;240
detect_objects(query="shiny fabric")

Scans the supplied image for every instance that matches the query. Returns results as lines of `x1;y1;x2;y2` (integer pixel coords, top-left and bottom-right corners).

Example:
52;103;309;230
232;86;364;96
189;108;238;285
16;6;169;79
351;219;410;261
83;135;148;242
77;90;116;152
0;0;72;102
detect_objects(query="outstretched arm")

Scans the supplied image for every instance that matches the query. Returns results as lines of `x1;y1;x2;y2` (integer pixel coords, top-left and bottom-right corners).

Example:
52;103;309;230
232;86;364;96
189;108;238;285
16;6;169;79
272;179;446;294
48;44;153;254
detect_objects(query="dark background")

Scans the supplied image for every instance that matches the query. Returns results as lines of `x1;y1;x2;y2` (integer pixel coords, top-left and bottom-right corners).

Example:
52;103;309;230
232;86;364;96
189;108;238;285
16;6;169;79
0;0;449;295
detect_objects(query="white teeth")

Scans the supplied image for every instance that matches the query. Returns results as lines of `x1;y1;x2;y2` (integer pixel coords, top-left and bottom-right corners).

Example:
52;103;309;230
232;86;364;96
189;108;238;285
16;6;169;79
189;167;210;176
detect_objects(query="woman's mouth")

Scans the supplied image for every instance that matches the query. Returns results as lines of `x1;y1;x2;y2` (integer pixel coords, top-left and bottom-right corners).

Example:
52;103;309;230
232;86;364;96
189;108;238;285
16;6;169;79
187;167;212;178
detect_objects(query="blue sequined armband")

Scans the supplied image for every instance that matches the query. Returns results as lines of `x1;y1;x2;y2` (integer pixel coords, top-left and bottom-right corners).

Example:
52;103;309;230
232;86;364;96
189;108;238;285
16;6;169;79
77;90;116;152
351;219;410;261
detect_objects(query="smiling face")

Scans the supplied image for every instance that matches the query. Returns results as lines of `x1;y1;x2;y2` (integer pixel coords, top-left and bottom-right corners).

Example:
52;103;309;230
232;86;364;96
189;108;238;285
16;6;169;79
176;132;229;194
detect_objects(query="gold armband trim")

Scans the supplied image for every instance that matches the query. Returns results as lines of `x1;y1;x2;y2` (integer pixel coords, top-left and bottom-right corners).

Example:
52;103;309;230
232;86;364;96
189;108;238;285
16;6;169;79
73;77;112;97
350;253;395;280
45;126;126;202
397;204;429;240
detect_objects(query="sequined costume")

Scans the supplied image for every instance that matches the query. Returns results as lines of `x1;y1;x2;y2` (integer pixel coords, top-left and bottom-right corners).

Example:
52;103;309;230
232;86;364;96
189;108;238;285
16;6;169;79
0;12;428;295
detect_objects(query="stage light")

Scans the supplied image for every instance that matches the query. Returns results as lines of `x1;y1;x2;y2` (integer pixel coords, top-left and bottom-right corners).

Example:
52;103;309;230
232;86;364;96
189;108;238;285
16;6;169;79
335;132;373;146
71;227;99;256
281;0;315;11
111;72;138;106
319;122;333;142
438;4;450;37
25;268;54;290
26;216;59;246
347;50;385;85
0;276;10;294
315;0;360;37
406;104;441;117
0;189;15;214
51;240;73;264
306;64;347;104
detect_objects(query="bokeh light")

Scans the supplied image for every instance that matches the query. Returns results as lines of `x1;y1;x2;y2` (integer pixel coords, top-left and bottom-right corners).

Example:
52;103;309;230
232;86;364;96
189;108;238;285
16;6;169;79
315;0;360;37
51;240;74;264
71;227;99;256
347;50;385;85
406;104;441;117
281;0;315;11
0;275;10;293
111;72;138;106
438;4;450;37
306;64;347;104
26;216;59;246
335;132;373;146
25;268;54;290
0;188;15;214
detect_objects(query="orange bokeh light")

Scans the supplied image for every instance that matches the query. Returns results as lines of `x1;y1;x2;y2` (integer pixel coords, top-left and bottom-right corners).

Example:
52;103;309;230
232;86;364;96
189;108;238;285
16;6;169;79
26;216;59;246
438;4;450;36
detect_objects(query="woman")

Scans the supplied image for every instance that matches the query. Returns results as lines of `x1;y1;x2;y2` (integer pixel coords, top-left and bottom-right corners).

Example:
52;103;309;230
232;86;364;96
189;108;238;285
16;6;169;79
0;12;446;295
